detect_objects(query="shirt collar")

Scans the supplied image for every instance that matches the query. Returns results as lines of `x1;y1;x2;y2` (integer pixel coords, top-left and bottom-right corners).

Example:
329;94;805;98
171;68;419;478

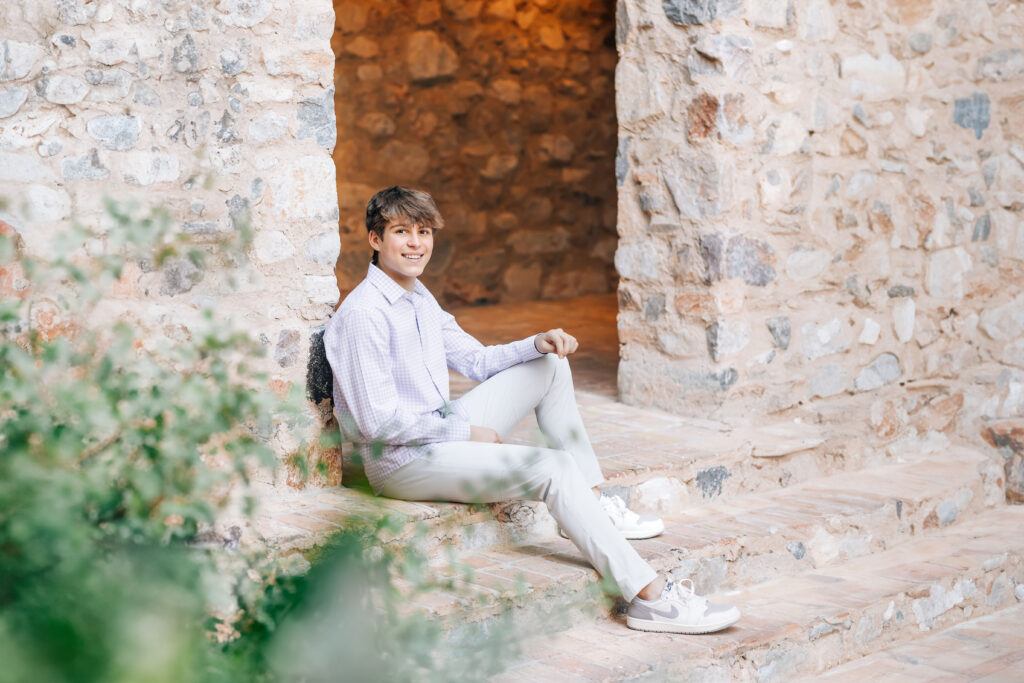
366;263;427;304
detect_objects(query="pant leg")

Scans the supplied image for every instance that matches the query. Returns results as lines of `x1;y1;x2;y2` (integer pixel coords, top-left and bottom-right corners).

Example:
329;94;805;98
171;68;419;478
379;442;657;602
452;354;605;488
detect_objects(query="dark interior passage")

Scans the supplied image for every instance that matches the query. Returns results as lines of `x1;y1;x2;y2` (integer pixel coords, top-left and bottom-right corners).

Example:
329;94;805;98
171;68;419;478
331;0;618;307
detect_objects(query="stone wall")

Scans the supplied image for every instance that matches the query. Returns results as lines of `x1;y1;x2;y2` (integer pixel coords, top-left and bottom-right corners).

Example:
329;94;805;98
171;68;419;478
0;0;341;487
331;0;619;306
615;0;1024;438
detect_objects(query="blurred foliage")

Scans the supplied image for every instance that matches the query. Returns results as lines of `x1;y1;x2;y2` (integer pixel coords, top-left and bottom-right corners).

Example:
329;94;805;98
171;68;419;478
0;201;527;682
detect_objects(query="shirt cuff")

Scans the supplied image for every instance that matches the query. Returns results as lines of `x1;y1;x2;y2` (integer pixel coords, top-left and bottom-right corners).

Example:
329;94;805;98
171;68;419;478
440;412;471;442
514;335;545;363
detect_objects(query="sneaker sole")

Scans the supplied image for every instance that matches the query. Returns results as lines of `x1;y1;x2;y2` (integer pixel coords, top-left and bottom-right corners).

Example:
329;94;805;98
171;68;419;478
625;611;740;635
558;525;665;541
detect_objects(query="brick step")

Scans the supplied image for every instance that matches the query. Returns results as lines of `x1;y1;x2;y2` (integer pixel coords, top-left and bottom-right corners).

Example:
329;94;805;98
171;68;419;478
385;449;999;626
253;391;971;557
495;507;1024;682
804;602;1024;682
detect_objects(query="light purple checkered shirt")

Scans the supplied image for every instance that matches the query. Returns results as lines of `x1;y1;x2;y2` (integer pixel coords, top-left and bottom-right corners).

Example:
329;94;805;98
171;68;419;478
324;264;543;493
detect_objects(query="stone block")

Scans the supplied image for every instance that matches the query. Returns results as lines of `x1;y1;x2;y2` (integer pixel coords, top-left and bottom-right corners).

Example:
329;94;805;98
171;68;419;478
61;148;109;180
925;247;972;300
766;316;790;350
269;156;338;221
0;88;28;118
979;294;1024;341
84;68;133;103
859;318;881;345
249;112;288;142
662;0;718;26
841;52;905;101
749;0;788;28
657;327;704;357
855;353;901;391
407;31;459;81
800;0;837;42
953;93;991;140
912;580;975;631
254;231;295;264
705;319;749;361
893;298;915;343
695;465;730;498
784;246;829;281
0;40;44;82
1003;339;1024;369
297;88;336;148
274;329;301;368
699;233;775;287
37;75;89;104
800;318;848;360
87;115;140;151
122;152;180;186
304;230;340;266
160;257;204;296
217;0;272;28
304;275;339;305
20;185;71;223
0;151;55;183
615;242;664;284
58;0;97;25
689;34;753;80
977;49;1024;82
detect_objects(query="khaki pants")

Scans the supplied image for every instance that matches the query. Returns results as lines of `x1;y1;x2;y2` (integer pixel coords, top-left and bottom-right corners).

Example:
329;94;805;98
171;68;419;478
379;354;658;601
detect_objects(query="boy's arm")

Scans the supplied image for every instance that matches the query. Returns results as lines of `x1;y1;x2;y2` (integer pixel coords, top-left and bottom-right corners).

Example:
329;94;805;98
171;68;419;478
325;308;470;446
441;310;544;382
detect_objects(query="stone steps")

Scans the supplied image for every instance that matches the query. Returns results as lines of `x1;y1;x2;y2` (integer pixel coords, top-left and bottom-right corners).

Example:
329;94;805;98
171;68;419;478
250;389;936;558
493;507;1024;682
805;602;1024;682
382;449;999;626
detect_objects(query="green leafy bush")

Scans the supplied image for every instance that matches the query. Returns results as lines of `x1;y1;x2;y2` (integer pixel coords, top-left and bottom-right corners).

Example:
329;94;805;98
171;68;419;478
0;201;529;682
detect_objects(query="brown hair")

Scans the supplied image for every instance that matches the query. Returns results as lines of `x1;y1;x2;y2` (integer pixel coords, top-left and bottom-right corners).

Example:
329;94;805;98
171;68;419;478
365;186;444;265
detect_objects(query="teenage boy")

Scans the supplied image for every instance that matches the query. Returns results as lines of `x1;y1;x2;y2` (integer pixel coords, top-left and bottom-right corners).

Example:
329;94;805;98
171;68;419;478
323;186;740;634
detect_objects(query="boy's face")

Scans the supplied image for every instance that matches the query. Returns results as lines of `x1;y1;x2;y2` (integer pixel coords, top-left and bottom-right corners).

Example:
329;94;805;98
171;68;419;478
369;218;434;291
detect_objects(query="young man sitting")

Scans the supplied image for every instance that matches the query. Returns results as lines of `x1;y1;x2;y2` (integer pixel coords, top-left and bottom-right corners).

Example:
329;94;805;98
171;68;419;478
323;186;740;634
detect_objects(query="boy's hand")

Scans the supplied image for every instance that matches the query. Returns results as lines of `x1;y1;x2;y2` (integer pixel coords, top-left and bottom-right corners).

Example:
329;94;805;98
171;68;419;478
470;425;501;443
534;328;579;359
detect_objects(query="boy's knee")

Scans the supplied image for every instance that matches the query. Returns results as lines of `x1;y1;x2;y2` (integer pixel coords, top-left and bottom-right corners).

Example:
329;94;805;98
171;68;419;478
537;352;570;380
534;449;578;484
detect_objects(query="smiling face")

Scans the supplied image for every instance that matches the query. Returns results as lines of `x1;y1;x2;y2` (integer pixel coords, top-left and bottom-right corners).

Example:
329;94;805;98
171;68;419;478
369;218;434;291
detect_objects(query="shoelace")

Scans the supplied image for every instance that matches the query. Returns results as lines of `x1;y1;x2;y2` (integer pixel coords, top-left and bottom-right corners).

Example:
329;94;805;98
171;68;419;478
601;495;630;520
667;579;708;611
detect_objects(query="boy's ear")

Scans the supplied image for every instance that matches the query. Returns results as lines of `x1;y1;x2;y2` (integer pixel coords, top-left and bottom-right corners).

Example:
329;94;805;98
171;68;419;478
368;230;381;251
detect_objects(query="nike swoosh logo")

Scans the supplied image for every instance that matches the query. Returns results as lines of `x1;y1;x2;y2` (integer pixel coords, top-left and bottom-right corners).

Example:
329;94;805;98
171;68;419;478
648;604;680;620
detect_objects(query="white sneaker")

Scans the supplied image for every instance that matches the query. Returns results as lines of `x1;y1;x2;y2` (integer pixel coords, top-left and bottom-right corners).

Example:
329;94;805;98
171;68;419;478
600;494;665;539
559;494;665;540
627;579;740;634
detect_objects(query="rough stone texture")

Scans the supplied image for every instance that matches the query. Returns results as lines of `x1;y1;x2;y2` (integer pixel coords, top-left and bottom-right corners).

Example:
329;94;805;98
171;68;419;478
617;0;1024;428
0;0;340;489
332;0;617;306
